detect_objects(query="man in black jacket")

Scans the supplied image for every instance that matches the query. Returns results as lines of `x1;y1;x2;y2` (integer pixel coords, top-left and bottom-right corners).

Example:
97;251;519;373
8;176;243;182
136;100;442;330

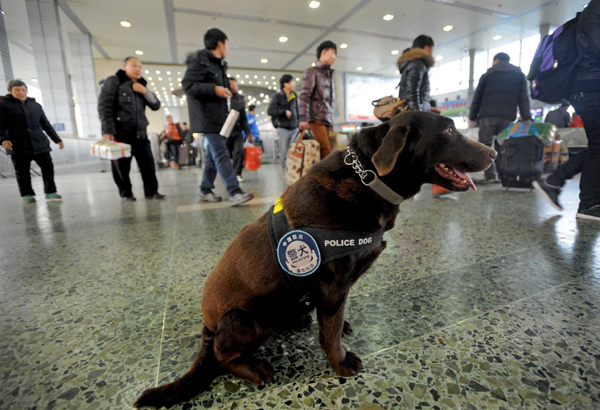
226;78;252;182
98;56;164;201
0;79;64;203
183;28;253;206
397;35;436;112
268;74;299;172
469;52;531;183
533;0;600;221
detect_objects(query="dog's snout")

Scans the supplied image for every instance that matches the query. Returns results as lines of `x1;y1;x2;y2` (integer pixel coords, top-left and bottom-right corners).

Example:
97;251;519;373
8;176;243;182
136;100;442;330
489;150;498;160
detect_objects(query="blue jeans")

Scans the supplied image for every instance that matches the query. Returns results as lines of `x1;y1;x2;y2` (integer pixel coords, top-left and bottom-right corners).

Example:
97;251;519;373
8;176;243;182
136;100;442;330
200;133;242;197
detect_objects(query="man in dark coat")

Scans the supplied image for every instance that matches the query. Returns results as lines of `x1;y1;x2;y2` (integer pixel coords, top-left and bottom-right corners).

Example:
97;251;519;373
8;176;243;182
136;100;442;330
544;100;571;128
226;78;252;182
397;35;436;112
183;28;253;206
0;79;64;203
298;40;337;159
98;56;164;201
268;74;299;171
533;0;600;221
469;52;531;183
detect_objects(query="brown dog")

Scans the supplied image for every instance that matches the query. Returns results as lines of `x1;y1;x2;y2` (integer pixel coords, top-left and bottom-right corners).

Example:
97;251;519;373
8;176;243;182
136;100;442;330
134;111;496;408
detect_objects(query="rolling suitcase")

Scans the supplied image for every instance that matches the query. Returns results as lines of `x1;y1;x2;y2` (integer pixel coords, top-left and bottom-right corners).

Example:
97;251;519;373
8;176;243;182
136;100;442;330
178;142;197;166
285;130;320;185
498;136;544;189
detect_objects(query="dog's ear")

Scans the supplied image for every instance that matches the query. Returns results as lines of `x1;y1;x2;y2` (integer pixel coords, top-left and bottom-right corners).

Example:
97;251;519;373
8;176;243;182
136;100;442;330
372;125;412;176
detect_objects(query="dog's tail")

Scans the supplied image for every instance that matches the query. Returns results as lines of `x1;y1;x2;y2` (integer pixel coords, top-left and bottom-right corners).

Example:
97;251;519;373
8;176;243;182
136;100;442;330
133;328;221;409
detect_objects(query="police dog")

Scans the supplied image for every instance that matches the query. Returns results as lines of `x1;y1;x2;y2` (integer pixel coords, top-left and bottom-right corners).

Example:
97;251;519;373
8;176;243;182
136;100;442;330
134;111;495;408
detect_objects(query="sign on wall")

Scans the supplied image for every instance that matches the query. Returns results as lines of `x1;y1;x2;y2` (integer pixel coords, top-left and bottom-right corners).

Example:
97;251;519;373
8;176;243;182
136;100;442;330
345;73;398;122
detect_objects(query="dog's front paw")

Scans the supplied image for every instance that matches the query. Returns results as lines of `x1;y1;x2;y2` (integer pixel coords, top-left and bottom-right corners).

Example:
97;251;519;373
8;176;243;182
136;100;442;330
342;320;353;337
334;351;363;377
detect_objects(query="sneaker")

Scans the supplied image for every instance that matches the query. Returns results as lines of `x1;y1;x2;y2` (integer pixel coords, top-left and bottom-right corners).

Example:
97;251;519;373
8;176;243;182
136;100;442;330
478;177;501;185
532;179;563;211
229;192;254;207
22;195;36;203
576;205;600;221
122;196;137;201
45;193;62;201
171;162;181;170
146;193;166;200
199;192;222;202
236;175;244;182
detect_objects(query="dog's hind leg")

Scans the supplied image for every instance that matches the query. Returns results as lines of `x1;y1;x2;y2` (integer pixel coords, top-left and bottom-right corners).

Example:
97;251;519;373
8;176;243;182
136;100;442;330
214;309;275;385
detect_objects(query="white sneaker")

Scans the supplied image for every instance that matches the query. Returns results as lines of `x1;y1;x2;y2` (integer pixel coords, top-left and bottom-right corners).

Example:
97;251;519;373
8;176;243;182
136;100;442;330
236;175;244;182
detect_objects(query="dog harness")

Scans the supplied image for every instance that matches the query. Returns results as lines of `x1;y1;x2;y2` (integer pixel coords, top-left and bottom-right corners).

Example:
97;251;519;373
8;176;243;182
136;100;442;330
267;198;385;311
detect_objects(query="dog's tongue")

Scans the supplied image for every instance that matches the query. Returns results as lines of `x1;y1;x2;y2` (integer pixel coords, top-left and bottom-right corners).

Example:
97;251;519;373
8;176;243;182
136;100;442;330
452;168;477;192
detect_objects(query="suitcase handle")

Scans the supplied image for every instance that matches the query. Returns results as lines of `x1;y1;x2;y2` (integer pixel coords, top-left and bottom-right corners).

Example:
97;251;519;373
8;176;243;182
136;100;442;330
292;130;307;152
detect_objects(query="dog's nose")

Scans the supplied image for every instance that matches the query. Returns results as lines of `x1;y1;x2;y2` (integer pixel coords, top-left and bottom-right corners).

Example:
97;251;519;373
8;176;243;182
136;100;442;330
489;150;498;160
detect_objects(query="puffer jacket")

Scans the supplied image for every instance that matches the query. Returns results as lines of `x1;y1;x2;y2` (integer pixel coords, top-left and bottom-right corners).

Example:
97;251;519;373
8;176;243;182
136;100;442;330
229;92;252;138
267;90;299;130
0;94;61;155
98;70;160;142
397;48;435;112
299;61;335;126
183;49;230;134
574;0;600;90
469;61;531;122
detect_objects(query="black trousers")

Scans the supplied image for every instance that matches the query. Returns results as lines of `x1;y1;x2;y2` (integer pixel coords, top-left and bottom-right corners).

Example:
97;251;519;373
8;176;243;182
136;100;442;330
547;149;588;187
166;139;182;163
11;152;57;197
479;117;514;179
226;133;245;176
111;138;159;198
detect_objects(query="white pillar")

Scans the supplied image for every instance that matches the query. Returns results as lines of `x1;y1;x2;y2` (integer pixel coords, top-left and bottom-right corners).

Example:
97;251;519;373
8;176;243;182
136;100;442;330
25;0;77;136
0;0;14;86
69;33;100;138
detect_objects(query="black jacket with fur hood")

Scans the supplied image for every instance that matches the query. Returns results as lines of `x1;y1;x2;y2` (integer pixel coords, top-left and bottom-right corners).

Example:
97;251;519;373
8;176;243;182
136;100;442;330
397;48;435;112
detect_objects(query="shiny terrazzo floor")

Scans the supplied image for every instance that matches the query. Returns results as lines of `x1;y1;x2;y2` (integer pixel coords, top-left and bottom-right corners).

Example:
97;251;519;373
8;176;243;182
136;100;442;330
1;163;599;410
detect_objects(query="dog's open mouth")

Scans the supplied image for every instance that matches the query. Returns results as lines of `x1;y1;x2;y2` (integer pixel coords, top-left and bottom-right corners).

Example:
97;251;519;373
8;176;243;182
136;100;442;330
434;163;477;192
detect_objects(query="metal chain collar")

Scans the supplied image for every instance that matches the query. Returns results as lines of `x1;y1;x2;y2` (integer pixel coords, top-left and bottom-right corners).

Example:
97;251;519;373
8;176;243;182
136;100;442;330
344;147;377;186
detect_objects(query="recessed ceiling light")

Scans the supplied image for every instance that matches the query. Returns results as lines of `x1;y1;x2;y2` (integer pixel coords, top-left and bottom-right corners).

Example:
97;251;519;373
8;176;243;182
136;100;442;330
493;35;502;40
257;81;261;84
279;36;288;43
260;58;268;63
271;76;275;79
145;70;149;74
135;50;144;55
249;81;253;84
443;25;454;32
435;55;444;61
254;75;258;78
245;75;249;78
391;50;399;55
151;82;155;86
241;80;245;84
312;63;316;67
148;77;152;80
120;21;131;28
30;78;38;82
383;14;394;21
158;77;162;81
340;43;348;49
166;71;171;75
356;66;363;71
236;74;240;78
156;70;160;74
296;77;300;81
309;1;320;9
395;70;400;74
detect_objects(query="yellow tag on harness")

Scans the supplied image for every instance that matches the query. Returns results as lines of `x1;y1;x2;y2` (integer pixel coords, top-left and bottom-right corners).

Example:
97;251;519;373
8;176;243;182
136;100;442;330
273;197;284;214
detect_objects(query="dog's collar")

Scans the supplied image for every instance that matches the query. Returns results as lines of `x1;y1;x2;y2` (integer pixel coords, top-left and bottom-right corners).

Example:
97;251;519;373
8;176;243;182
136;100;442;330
344;147;405;205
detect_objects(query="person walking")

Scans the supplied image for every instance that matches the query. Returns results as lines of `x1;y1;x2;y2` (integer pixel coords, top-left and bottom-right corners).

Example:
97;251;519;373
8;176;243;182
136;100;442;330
469;52;531;184
298;40;337;159
244;105;261;145
0;80;64;203
182;28;253;206
226;78;252;182
164;115;184;169
533;0;600;221
397;35;436;112
268;74;299;172
544;100;571;128
98;56;165;201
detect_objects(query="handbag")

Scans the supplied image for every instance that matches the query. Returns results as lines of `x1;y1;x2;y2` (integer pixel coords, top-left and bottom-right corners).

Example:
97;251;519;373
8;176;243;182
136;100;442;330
372;96;408;121
244;144;263;171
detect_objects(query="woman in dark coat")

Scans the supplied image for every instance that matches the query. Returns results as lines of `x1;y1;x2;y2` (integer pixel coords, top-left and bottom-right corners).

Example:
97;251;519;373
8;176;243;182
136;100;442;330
0;79;64;203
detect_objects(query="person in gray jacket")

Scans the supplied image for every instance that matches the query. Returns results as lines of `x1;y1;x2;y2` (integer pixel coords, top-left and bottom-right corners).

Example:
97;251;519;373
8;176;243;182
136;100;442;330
98;57;164;200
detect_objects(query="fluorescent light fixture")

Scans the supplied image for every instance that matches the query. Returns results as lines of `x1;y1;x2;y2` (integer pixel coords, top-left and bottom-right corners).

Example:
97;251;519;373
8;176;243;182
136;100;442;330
120;21;131;28
260;59;268;63
391;50;399;55
443;25;454;31
30;78;38;82
356;66;363;71
309;1;320;9
493;35;502;40
340;43;348;49
383;14;394;21
279;36;288;43
135;50;144;55
435;55;444;61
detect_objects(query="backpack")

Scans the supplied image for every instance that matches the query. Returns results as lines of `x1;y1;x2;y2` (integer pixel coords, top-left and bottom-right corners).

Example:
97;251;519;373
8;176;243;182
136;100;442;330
527;13;583;104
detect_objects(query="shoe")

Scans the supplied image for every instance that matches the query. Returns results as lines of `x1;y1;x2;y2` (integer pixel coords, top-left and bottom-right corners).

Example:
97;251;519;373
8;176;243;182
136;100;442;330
576;205;600;221
122;196;137;201
229;192;254;207
45;193;62;201
199;192;222;202
171;162;181;170
22;195;36;203
236;175;244;182
146;193;166;200
478;177;501;185
532;179;563;211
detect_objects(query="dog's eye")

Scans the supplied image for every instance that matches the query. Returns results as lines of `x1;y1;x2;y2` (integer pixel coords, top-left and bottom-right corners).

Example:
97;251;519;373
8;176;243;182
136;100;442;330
446;126;454;134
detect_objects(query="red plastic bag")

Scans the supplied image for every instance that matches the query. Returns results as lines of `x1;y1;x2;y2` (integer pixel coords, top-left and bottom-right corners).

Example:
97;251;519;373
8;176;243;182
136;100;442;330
244;146;263;171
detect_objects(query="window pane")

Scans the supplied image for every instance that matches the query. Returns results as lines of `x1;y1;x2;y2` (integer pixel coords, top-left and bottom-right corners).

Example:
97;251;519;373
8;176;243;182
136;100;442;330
438;60;461;94
488;40;521;67
429;66;440;96
460;57;470;90
520;34;541;76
